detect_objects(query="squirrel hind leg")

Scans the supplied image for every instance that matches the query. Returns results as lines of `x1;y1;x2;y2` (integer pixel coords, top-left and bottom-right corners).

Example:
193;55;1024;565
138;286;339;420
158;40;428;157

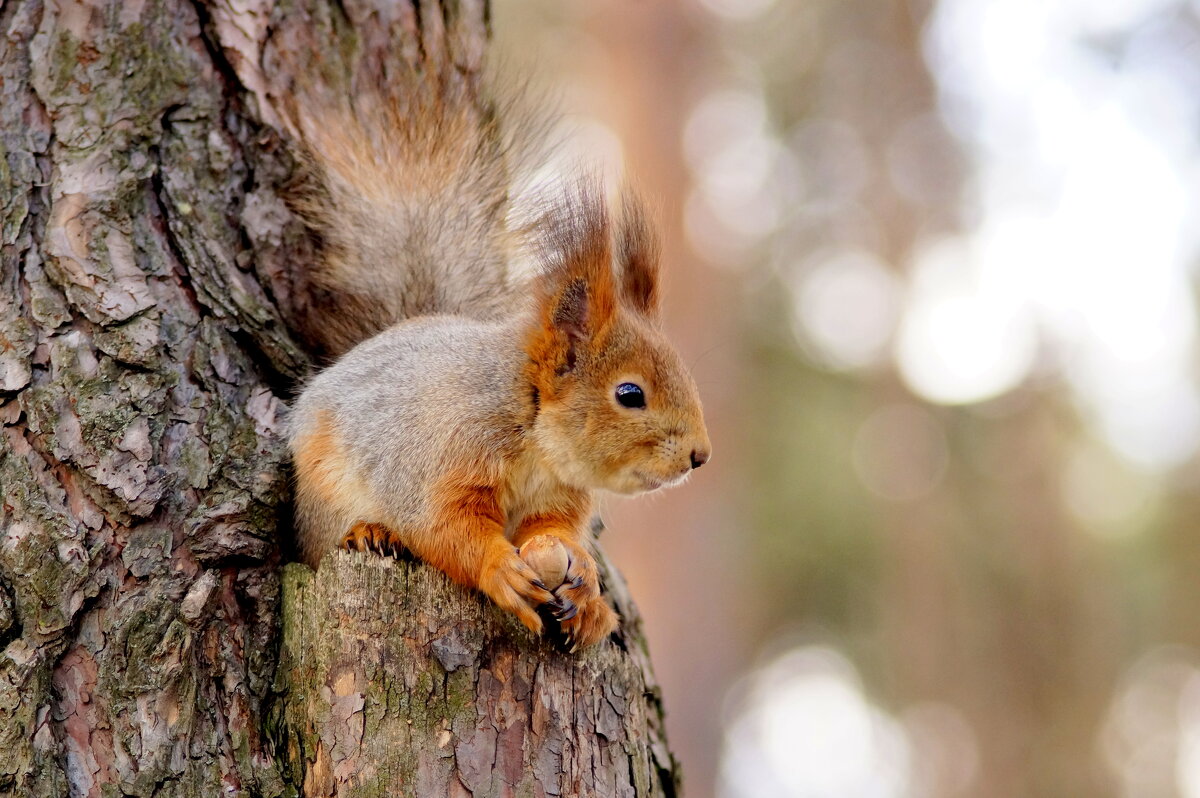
292;408;386;566
341;521;406;559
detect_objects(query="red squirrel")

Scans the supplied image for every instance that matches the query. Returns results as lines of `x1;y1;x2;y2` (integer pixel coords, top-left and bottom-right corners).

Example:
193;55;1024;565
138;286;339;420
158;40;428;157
285;69;711;650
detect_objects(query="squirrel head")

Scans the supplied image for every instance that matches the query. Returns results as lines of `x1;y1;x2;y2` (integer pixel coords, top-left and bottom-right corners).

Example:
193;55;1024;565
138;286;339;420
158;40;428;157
523;184;712;495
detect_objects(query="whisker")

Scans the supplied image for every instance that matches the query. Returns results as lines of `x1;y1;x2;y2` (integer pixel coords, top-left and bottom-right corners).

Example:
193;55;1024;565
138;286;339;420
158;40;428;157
687;340;733;372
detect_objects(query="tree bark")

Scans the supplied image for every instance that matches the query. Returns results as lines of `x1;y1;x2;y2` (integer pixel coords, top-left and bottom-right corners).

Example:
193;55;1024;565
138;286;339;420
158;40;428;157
0;1;680;796
278;546;677;798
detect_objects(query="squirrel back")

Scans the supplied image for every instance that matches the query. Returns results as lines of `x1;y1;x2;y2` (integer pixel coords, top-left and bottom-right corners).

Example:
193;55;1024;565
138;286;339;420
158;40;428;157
287;68;549;356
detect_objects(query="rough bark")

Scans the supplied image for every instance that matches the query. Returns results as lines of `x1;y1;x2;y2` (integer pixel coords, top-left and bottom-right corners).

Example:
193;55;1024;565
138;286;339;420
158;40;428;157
0;1;679;796
277;545;677;797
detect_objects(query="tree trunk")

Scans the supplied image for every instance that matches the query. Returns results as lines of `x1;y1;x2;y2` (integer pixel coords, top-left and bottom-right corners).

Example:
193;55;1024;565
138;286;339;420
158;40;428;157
278;546;677;797
0;1;680;796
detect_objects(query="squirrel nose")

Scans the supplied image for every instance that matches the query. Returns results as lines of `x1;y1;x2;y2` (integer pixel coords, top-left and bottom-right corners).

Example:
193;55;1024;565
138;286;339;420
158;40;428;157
690;449;710;470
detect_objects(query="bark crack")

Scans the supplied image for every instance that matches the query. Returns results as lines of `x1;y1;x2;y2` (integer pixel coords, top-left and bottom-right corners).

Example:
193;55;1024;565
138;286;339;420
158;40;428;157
187;0;249;102
148;147;207;324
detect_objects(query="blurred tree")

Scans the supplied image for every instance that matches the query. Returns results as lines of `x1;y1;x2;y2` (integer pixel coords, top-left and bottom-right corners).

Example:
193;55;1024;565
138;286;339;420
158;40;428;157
736;1;1150;795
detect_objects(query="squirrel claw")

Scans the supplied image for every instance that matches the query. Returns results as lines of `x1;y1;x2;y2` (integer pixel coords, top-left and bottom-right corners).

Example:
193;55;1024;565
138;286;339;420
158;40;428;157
553;600;578;621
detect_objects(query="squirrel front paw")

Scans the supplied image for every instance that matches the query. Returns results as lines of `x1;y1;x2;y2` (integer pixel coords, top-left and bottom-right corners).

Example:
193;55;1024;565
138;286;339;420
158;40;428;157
558;594;619;652
549;544;619;651
478;546;558;635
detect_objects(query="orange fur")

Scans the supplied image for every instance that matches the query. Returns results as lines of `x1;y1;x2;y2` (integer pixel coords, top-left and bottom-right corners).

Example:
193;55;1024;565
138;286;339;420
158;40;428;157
292;410;351;506
405;475;555;634
511;511;586;547
419;479;506;585
293;410;384;566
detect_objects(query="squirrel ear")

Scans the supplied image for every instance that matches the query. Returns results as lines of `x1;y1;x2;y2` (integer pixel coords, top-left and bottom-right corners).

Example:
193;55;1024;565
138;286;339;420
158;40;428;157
552;278;591;342
543;256;616;373
531;182;617;374
617;190;661;317
547;277;595;374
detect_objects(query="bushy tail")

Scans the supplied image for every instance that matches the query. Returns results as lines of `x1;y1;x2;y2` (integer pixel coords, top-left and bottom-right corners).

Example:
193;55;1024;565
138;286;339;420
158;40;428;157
285;68;549;357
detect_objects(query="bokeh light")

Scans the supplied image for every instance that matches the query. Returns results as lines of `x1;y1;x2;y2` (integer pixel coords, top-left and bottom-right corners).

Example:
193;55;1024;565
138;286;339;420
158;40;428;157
923;0;1200;466
791;248;900;371
718;646;912;798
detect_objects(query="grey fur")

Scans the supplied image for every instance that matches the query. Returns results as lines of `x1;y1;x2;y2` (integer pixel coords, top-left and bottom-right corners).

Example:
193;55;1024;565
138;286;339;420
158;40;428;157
287;73;555;356
290;314;531;563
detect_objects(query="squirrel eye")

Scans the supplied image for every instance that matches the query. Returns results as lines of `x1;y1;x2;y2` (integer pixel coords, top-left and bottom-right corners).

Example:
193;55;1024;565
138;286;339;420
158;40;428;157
615;382;646;409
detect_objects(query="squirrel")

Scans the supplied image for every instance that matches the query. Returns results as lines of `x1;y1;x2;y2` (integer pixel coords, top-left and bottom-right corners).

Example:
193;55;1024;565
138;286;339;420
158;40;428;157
283;65;712;650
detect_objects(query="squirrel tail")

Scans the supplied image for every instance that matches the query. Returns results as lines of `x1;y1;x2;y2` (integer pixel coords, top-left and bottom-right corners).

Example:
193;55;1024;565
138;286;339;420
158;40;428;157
285;68;551;357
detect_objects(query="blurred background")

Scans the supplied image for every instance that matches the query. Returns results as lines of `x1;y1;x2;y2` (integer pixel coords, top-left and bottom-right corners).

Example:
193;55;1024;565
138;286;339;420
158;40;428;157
494;1;1200;795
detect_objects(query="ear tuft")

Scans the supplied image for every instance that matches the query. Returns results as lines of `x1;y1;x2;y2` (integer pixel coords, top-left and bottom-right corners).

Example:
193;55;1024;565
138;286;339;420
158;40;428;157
617;189;661;317
553;278;590;342
526;177;618;376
